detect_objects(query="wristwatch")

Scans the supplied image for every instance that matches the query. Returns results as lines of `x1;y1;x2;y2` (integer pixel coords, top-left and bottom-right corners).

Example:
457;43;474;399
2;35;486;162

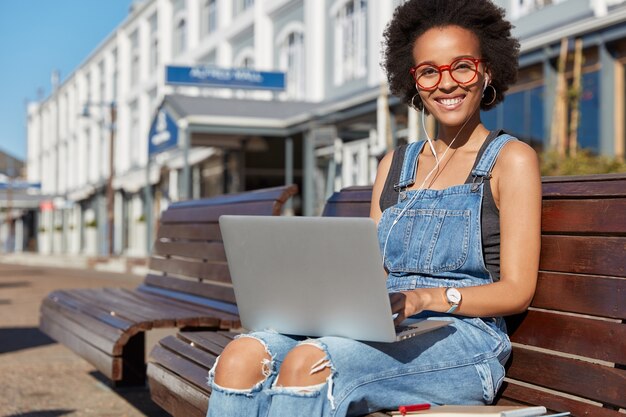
444;287;462;313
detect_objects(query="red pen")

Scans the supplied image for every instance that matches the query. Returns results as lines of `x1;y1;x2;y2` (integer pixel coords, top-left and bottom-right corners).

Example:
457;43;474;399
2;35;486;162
399;403;431;415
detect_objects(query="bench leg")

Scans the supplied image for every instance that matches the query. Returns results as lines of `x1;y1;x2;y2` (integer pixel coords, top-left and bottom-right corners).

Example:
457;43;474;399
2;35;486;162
114;332;146;387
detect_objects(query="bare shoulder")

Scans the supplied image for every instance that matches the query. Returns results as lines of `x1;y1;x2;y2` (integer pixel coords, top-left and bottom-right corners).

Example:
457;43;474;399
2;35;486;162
378;149;395;173
493;140;540;181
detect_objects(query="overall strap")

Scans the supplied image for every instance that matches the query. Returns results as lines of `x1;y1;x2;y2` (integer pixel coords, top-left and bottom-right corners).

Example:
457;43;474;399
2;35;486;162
469;134;517;192
394;141;427;191
471;134;518;178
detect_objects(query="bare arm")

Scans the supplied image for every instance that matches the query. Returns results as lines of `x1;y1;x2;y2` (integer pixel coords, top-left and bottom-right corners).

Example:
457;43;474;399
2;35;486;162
370;150;395;224
392;142;542;322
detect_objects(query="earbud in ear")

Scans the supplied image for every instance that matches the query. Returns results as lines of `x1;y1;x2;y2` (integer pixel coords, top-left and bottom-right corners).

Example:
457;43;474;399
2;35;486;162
482;74;491;94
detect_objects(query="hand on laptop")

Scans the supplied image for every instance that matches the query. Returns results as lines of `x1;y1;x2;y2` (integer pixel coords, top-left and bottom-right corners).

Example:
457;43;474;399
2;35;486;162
389;291;424;325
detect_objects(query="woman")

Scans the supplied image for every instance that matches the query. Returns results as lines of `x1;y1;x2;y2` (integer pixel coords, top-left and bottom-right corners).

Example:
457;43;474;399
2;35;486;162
206;1;541;416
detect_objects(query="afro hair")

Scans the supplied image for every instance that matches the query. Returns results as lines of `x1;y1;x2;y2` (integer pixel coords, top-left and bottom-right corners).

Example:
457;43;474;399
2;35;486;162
382;0;520;111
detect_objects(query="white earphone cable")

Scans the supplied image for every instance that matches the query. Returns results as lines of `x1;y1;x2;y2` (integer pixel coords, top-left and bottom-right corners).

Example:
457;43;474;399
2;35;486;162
381;103;477;266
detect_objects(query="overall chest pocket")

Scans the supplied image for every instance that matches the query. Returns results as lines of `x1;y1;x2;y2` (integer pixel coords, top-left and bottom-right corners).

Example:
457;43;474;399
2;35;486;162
384;207;471;274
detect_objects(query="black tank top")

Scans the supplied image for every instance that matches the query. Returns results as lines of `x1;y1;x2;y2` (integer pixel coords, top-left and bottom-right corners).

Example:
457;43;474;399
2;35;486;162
379;130;504;281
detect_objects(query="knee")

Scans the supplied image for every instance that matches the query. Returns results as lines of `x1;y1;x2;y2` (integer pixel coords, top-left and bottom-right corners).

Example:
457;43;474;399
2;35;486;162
213;336;271;389
276;344;331;387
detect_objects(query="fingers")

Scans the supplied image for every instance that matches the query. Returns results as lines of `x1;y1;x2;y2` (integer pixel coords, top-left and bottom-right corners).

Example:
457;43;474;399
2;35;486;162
389;292;407;325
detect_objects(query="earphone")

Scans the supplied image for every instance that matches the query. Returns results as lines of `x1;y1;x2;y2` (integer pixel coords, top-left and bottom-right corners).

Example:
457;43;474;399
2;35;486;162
482;76;490;94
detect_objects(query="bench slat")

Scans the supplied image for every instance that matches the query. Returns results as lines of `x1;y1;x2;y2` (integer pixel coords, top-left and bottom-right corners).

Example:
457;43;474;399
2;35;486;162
157;223;221;241
531;272;625;319
101;288;218;328
40;317;122;380
151;344;213;392
70;289;173;327
48;290;136;331
506;347;625;408
161;335;218;370
143;274;236;305
162;202;277;223
541;198;626;234
178;331;237;352
152;241;227;262
148;257;231;282
539;235;626;277
508;310;625;364
541;175;626;197
500;382;623;417
137;286;239;327
148;363;209;417
321;202;371;218
167;185;298;210
40;302;123;354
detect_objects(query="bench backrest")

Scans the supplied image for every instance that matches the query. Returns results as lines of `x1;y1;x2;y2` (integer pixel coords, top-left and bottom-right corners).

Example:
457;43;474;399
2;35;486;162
322;174;626;416
503;174;625;417
144;185;298;306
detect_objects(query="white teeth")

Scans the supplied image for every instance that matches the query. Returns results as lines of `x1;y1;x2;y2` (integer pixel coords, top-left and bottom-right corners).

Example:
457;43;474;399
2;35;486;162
439;97;463;106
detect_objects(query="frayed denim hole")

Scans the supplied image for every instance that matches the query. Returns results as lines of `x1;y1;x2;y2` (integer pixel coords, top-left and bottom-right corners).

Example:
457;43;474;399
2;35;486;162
207;334;276;395
269;382;325;398
276;339;337;410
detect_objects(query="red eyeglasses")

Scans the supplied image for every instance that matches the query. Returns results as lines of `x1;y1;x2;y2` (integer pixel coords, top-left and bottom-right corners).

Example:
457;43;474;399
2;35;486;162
409;57;486;90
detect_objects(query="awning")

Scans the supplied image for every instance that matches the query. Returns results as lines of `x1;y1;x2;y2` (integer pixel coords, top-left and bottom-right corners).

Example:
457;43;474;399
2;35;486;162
161;94;320;139
113;164;161;194
0;189;58;210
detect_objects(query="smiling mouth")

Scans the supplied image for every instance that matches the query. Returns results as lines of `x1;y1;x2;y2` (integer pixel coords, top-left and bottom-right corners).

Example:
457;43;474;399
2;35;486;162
435;96;465;107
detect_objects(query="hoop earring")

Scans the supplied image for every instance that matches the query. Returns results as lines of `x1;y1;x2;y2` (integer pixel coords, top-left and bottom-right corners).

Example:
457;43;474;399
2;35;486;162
410;93;422;111
482;84;497;106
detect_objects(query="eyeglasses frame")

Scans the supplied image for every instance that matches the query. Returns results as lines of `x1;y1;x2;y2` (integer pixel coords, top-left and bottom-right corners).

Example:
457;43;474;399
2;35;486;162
409;57;487;91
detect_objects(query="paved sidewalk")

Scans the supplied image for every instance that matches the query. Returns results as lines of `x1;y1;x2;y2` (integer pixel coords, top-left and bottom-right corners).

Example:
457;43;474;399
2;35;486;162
0;261;174;417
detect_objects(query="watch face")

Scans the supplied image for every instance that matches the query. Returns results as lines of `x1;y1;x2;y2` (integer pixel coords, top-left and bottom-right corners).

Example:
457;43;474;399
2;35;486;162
446;288;462;304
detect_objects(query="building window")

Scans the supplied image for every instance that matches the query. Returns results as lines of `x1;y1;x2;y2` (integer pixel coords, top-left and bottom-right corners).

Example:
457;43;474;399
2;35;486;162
130;30;140;85
172;0;187;56
234;0;254;15
85;72;92;103
235;48;255;68
577;70;600;153
100;120;108;180
149;13;159;73
333;0;367;86
98;61;106;103
482;64;545;148
112;49;118;100
201;0;217;36
173;18;186;55
129;101;140;167
278;30;305;100
511;0;557;19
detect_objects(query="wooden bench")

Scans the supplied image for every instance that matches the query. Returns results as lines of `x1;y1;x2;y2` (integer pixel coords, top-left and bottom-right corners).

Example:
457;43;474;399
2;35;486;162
39;185;297;387
147;174;625;417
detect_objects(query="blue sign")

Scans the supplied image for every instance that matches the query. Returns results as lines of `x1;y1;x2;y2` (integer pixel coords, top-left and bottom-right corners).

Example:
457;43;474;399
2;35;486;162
148;108;178;156
0;181;41;190
166;65;286;91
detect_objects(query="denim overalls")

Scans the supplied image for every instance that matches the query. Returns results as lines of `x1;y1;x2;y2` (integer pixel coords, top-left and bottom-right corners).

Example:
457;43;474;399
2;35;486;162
206;134;514;417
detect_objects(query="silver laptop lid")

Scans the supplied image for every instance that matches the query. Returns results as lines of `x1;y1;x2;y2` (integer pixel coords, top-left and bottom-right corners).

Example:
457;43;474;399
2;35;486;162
219;215;401;342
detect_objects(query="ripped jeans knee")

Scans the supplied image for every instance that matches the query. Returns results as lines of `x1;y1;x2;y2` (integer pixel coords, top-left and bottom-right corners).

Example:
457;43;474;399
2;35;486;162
207;334;275;396
270;339;337;410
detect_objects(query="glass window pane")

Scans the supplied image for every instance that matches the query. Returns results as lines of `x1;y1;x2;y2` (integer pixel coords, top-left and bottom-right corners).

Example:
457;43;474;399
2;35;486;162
577;71;600;153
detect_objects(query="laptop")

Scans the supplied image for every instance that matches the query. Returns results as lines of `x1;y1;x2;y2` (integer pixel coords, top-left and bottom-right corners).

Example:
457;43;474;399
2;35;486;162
219;215;450;343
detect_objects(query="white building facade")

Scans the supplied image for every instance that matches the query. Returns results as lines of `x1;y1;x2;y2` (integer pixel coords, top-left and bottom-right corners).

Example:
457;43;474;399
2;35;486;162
27;0;626;258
